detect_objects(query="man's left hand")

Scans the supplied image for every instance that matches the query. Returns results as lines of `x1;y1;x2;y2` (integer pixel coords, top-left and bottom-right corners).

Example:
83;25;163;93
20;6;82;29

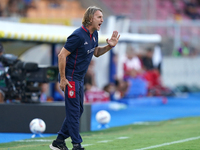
106;31;120;47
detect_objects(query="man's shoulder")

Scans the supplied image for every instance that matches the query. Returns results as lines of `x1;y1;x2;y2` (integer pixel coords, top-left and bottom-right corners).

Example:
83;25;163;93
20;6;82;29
71;27;85;38
73;27;84;35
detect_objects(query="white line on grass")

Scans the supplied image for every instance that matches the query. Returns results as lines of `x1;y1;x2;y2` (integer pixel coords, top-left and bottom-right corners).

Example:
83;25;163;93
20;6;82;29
82;144;94;147
56;144;94;150
133;122;159;125
134;136;200;150
17;139;53;142
17;136;129;149
97;140;113;143
116;137;129;139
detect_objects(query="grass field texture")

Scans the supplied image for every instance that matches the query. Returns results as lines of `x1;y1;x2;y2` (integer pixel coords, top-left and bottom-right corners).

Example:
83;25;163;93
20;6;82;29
0;117;200;150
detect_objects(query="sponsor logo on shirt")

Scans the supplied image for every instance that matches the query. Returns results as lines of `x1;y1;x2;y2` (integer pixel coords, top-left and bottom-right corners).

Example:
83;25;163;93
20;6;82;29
84;41;88;45
87;48;95;54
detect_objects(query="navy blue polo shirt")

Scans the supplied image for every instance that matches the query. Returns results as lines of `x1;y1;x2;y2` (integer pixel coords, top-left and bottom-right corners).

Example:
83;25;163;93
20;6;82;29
64;26;98;81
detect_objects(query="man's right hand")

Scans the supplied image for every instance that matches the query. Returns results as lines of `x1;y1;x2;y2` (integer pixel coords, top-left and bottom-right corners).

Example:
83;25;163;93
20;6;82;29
59;78;72;92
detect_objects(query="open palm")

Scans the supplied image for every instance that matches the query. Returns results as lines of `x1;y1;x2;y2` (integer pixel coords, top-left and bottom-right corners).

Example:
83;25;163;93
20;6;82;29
106;31;120;47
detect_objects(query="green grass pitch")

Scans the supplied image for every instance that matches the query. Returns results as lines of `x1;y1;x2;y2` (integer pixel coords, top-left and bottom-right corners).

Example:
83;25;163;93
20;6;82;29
0;117;200;150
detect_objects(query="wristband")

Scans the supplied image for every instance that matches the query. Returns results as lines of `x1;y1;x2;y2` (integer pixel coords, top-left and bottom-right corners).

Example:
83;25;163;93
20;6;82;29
108;44;115;48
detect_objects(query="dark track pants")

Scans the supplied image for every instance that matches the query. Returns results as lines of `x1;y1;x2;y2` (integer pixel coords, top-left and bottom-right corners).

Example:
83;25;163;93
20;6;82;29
58;78;84;144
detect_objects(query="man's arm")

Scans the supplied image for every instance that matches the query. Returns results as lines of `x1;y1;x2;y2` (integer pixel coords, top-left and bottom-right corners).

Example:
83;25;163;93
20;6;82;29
58;47;72;91
94;45;112;57
94;31;120;57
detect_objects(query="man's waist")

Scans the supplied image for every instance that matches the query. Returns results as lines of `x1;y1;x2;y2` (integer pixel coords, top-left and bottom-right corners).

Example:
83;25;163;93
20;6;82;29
65;74;84;81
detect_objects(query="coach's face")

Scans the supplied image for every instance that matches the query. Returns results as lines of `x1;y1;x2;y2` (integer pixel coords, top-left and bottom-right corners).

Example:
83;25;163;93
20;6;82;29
91;10;103;31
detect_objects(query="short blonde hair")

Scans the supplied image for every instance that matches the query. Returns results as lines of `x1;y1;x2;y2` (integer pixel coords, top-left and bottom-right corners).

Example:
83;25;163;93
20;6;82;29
82;6;102;27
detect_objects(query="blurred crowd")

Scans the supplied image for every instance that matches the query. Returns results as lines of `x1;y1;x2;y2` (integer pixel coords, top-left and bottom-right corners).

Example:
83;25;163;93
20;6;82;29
0;41;197;104
83;45;174;104
0;42;173;104
1;0;200;19
0;0;35;17
172;37;200;57
0;0;62;17
173;0;200;20
1;0;200;104
184;0;200;20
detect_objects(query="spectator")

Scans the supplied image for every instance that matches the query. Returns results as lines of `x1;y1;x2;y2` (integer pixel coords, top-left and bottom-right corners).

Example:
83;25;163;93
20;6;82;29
103;83;117;100
114;79;129;100
54;82;65;101
39;83;49;102
40;83;56;102
124;69;148;98
140;48;174;96
84;60;96;89
84;81;110;103
123;45;142;79
173;37;192;57
141;48;154;71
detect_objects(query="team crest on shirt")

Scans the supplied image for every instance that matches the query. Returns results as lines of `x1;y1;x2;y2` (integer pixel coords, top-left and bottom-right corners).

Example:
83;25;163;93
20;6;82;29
93;37;96;42
69;90;74;97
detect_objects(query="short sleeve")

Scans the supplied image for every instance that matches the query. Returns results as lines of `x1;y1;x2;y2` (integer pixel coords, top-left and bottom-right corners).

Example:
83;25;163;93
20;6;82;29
64;34;82;53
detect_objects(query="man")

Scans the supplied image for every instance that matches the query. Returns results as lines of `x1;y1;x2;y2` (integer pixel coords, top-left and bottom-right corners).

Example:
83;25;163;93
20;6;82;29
123;45;142;79
50;6;120;150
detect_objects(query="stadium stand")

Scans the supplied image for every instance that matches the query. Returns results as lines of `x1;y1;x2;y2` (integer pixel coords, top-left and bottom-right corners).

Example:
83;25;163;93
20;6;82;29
1;0;199;23
0;0;86;25
100;0;200;20
1;0;200;101
26;0;86;19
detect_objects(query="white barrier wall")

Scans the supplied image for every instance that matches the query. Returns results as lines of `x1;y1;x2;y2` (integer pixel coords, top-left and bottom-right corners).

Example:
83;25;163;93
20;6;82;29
162;57;200;88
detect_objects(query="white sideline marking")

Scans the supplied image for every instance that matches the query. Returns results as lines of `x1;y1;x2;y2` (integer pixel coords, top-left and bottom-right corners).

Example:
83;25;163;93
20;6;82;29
97;140;113;143
17;136;130;149
54;144;93;150
82;144;94;147
133;122;151;125
134;136;200;150
116;137;129;139
18;139;52;142
133;122;159;125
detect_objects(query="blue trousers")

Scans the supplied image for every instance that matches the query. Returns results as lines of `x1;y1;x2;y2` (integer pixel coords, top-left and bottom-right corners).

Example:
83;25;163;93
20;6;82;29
58;77;84;144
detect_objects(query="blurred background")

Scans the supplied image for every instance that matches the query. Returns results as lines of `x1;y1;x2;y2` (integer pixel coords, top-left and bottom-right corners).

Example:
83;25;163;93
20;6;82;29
0;0;200;135
1;0;200;104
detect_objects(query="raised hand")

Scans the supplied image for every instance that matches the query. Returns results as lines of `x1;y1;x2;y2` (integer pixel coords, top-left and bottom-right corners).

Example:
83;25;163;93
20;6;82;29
106;31;120;47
